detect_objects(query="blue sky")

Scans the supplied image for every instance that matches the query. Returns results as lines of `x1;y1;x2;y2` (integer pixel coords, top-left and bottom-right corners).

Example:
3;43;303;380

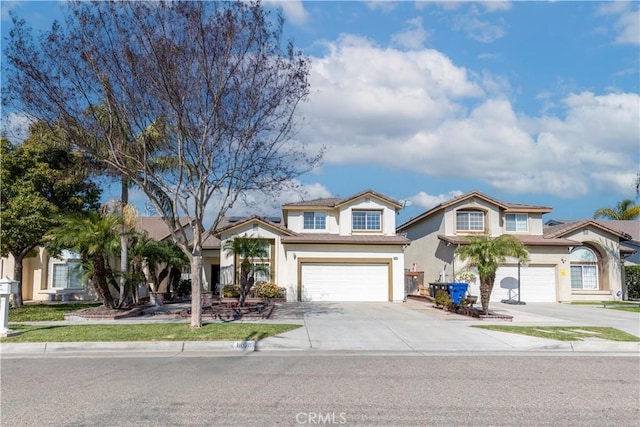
2;1;639;226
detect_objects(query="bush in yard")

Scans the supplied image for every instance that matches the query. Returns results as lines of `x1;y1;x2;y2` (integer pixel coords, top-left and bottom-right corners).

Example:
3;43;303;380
254;282;286;298
222;285;240;298
626;265;640;300
434;290;452;309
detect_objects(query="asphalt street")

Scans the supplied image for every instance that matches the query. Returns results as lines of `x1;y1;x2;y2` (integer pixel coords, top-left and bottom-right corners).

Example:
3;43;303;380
1;353;638;426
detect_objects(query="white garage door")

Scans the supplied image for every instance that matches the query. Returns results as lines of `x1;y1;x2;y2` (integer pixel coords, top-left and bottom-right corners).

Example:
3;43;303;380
300;263;389;302
492;265;556;302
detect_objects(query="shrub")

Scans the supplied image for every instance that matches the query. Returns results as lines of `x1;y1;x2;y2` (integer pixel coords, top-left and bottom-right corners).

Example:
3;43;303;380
626;265;640;300
177;279;191;297
254;281;286;298
434;290;451;308
222;284;240;298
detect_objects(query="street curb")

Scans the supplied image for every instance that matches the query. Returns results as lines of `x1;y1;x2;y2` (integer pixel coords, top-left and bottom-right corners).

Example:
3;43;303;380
1;340;639;354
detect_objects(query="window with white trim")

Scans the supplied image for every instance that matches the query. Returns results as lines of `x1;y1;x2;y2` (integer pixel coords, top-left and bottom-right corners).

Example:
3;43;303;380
303;212;326;230
456;211;484;232
50;251;83;289
505;213;528;232
570;247;599;290
352;210;381;231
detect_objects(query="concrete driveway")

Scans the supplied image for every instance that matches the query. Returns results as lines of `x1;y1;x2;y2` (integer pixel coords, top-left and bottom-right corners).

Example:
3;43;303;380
260;300;640;352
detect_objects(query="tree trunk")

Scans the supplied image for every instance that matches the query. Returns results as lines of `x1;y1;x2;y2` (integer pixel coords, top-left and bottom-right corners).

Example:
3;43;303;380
93;253;117;309
118;178;129;306
190;254;203;328
479;273;496;315
12;253;24;307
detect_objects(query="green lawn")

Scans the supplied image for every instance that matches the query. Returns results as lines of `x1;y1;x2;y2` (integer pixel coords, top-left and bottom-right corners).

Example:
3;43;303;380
9;303;102;322
472;325;640;342
608;306;640;313
0;323;301;343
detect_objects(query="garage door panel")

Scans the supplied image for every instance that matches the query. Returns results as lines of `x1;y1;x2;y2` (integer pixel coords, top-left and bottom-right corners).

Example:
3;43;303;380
492;266;556;302
301;263;389;302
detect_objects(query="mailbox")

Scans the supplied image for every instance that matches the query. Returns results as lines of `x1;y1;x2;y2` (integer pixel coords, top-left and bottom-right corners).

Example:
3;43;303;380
0;277;18;295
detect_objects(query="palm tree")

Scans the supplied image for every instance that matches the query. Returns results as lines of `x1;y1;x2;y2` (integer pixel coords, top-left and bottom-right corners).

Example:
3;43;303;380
129;233;189;305
593;199;640;220
456;234;529;315
46;212;122;309
223;235;270;307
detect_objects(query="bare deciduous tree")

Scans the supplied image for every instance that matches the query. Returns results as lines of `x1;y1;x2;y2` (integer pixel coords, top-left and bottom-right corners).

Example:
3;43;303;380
4;0;321;326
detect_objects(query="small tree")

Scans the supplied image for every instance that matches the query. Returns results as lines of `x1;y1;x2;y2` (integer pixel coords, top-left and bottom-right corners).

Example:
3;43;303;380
223;235;270;307
594;199;640;220
0;126;100;306
456;235;529;314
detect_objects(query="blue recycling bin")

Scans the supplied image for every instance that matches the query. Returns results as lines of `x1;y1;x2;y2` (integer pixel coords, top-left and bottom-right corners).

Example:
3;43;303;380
447;283;469;305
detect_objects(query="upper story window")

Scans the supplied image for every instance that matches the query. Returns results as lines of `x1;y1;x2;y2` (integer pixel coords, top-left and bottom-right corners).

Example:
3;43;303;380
505;213;528;232
352;210;381;231
303;212;326;230
456;210;484;232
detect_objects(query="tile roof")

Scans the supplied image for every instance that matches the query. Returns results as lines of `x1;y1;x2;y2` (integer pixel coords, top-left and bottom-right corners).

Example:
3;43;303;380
437;234;580;247
281;233;410;245
543;220;632;240
397;190;552;231
136;217;192;241
214;215;297;236
282;189;402;209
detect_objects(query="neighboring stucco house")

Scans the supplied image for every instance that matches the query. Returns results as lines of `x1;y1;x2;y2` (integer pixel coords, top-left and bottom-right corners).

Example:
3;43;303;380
216;190;410;302
397;191;633;303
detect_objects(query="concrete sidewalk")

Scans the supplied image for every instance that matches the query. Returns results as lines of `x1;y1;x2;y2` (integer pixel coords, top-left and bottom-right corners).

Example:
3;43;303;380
2;301;639;355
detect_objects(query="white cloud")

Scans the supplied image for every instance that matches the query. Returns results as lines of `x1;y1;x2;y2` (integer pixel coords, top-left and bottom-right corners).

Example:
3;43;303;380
480;1;511;13
366;1;398;13
297;36;639;199
596;2;640;45
454;13;505;43
263;0;309;26
391;16;430;50
405;190;464;210
1;112;34;142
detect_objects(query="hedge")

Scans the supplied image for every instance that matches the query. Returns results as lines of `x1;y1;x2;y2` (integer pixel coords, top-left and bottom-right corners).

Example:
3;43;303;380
626;265;640;300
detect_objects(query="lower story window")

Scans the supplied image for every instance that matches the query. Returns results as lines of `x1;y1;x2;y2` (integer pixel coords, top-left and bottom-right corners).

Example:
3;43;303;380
52;262;83;289
570;265;598;290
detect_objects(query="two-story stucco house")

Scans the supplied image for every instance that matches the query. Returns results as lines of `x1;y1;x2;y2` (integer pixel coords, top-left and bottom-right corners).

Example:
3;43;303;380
215;190;410;302
396;191;632;303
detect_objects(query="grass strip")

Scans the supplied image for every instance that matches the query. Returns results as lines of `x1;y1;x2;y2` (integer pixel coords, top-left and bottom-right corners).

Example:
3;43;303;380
472;325;640;342
9;303;102;322
0;323;301;343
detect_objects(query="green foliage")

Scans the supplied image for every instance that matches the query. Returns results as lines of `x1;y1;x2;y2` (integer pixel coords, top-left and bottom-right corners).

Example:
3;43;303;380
46;211;122;308
594;199;640;220
434;290;452;308
177;279;191;297
472;325;640;342
456;234;529;315
9;303;101;322
222;285;241;298
625;265;640;300
254;282;286;298
0;323;302;343
223;235;270;305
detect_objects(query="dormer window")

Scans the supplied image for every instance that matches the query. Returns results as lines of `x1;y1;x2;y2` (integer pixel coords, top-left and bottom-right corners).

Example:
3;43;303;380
303;212;326;230
456;210;484;232
505;213;528;232
352;210;381;231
